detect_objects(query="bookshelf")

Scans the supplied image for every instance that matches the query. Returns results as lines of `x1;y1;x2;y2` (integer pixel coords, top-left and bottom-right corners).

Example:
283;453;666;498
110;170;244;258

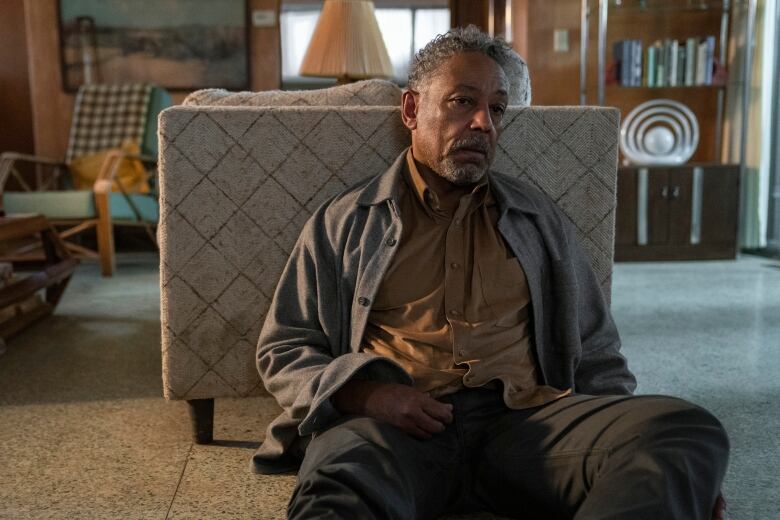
579;0;757;260
580;0;755;164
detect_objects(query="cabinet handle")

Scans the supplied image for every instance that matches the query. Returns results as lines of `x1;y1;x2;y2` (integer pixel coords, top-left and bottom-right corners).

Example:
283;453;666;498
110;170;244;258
661;186;669;199
671;186;680;199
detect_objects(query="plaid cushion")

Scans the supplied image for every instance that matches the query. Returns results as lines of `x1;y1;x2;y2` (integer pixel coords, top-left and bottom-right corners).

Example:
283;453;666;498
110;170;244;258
66;84;153;163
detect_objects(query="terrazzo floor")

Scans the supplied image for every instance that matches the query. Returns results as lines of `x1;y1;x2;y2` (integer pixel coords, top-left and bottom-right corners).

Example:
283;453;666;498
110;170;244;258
0;252;777;519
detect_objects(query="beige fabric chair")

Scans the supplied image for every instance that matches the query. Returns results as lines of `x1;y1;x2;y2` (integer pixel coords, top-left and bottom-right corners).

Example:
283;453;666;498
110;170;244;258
158;81;620;444
181;78;402;107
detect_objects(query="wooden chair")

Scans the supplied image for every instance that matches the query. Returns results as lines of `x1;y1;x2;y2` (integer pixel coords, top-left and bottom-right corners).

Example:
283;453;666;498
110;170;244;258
0;84;172;276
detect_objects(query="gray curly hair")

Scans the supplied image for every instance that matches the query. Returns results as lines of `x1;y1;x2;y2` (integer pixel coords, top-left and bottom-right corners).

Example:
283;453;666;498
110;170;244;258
407;25;531;106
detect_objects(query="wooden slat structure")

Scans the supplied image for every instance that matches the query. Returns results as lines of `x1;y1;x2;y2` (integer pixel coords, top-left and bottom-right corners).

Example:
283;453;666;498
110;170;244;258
0;214;78;354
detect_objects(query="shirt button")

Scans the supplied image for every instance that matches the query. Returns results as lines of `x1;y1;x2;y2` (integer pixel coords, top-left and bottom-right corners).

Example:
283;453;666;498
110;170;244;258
458;349;466;356
358;297;370;306
454;219;461;226
385;237;397;247
449;309;460;317
450;262;459;269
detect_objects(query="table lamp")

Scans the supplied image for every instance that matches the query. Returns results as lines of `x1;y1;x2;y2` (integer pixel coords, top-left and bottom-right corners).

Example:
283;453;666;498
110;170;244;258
299;0;394;83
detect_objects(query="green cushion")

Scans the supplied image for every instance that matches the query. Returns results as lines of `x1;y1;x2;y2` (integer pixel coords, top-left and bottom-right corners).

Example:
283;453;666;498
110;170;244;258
109;193;158;222
3;191;158;222
141;87;173;158
4;191;96;219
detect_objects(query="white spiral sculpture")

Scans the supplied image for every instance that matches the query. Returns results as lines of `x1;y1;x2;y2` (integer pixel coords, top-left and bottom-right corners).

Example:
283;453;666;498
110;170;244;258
620;99;699;166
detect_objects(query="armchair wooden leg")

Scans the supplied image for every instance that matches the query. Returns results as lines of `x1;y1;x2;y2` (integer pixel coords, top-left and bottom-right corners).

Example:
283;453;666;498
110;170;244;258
187;398;214;444
94;193;115;277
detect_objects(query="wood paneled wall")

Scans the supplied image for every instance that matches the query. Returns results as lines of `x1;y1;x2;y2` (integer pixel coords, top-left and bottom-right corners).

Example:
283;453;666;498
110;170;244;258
450;0;490;31
0;0;34;156
449;0;508;38
22;0;281;159
449;0;583;106
511;0;582;106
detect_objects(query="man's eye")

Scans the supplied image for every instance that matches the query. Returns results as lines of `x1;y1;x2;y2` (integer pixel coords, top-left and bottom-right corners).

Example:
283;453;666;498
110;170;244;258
453;97;472;106
491;105;506;116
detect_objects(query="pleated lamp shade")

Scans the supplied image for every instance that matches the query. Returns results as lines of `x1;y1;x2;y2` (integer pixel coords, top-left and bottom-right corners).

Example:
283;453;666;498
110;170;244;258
299;0;394;82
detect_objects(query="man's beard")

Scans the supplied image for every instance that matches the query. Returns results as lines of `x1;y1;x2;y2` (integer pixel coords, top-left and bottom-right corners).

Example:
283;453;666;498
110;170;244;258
437;136;493;186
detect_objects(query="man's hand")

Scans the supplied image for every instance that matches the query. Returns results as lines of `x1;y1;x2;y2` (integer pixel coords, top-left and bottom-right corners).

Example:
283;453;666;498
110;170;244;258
332;380;454;439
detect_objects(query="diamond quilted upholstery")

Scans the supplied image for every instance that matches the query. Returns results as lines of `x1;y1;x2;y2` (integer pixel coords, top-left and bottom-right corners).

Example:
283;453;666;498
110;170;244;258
159;105;620;400
182;79;402;108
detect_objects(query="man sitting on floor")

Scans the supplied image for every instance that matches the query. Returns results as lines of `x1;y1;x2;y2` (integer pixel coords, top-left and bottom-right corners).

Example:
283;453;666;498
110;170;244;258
254;26;729;519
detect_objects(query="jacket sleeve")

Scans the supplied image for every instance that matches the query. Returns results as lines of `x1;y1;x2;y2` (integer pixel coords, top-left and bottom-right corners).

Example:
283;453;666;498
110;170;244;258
563;217;638;396
256;210;412;437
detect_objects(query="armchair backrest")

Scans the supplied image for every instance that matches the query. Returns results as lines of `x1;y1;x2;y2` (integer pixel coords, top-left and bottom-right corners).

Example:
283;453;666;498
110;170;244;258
182;79;402;107
158;103;620;401
66;84;172;163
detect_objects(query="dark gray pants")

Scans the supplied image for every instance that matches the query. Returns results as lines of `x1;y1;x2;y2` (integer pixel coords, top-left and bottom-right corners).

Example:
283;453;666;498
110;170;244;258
289;389;729;519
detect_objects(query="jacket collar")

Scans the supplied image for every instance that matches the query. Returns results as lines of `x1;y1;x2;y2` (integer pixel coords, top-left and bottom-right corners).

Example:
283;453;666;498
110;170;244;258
356;147;542;216
356;149;408;207
489;170;543;216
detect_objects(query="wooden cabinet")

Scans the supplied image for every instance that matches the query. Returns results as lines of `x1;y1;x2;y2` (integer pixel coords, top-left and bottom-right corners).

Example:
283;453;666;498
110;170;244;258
615;164;739;261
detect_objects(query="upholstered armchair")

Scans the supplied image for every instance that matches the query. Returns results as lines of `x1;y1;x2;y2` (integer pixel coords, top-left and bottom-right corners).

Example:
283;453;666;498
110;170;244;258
157;80;620;442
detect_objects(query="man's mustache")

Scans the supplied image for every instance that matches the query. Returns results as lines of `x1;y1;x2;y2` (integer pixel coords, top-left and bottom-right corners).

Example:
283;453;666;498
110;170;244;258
449;136;490;155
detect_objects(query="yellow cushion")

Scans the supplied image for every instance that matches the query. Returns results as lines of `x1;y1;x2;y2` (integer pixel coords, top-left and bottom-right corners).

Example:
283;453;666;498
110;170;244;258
69;140;150;193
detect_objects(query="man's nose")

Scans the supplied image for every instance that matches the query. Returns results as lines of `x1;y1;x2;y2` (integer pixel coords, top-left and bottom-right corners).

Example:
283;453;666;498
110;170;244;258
470;104;495;133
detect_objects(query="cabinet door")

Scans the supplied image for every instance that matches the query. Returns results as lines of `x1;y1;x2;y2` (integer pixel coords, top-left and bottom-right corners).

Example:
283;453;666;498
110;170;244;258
615;167;638;247
616;167;671;246
699;165;740;249
615;164;739;260
647;168;671;245
667;167;694;245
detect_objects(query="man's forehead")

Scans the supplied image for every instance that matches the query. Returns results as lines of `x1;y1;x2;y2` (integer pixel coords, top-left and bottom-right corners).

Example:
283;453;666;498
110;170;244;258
452;83;509;98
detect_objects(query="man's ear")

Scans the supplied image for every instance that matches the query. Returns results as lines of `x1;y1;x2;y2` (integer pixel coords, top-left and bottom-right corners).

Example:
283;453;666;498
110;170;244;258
401;90;418;131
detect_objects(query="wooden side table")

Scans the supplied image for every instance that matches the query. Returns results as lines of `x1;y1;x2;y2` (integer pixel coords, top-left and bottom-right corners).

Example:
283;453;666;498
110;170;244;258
0;214;78;355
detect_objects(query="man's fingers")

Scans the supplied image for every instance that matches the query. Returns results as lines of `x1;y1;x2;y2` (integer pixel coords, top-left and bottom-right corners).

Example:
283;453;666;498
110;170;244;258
413;408;446;434
422;399;454;424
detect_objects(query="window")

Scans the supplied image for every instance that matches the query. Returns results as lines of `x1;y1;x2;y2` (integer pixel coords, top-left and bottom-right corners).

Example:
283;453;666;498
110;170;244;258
280;4;450;87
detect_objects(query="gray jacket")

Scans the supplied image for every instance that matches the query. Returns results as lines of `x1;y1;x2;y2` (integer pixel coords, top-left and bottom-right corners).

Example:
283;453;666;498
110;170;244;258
253;151;636;474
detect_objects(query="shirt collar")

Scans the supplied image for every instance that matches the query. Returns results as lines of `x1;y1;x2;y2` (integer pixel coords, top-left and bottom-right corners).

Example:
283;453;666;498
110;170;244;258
356;147;541;217
403;148;491;217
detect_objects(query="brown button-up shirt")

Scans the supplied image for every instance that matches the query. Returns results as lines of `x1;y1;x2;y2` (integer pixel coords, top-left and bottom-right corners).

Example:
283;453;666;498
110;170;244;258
362;150;570;409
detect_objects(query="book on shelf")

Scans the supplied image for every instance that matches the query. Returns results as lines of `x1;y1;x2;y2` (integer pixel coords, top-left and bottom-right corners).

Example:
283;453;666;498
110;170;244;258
685;37;697;86
667;39;679;87
613;40;629;86
631;40;643;86
704;36;716;85
613;36;718;88
696;39;708;85
645;44;656;87
655;40;665;87
613;39;642;87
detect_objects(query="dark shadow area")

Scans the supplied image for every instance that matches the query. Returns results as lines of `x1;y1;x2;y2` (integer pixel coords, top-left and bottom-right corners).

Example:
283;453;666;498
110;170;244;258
0;253;163;406
210;439;261;449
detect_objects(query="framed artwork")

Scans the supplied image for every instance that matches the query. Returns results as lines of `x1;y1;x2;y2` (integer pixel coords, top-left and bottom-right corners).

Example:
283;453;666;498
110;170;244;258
58;0;249;91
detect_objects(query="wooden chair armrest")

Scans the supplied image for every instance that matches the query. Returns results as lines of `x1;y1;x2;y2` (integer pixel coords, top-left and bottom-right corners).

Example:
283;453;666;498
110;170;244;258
93;150;158;228
0;152;68;193
0;152;66;168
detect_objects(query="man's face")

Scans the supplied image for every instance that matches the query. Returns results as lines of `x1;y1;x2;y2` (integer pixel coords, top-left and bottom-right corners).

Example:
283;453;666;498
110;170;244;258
403;52;509;186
